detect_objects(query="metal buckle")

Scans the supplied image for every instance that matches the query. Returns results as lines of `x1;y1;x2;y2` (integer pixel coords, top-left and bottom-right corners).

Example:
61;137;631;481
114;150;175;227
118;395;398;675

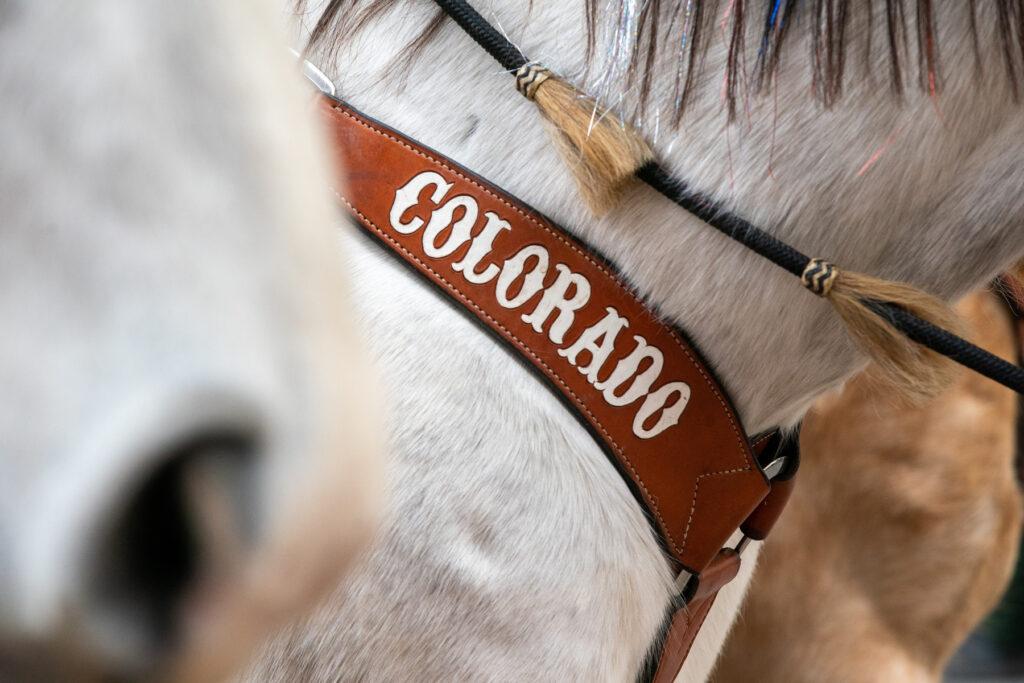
673;452;791;595
675;532;753;594
289;48;336;97
733;534;752;556
732;452;792;556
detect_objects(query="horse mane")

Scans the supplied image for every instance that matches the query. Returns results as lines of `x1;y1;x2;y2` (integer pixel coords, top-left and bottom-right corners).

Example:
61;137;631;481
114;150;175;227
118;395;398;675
298;1;1024;121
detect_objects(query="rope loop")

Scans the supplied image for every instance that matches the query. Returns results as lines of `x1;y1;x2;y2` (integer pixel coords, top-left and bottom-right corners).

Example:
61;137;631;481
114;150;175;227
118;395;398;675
515;62;552;100
802;258;839;297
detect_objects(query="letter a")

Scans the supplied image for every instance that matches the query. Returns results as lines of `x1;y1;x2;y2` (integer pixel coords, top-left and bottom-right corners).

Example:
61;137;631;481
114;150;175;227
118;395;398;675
594;335;664;407
558;307;628;384
521;264;591;344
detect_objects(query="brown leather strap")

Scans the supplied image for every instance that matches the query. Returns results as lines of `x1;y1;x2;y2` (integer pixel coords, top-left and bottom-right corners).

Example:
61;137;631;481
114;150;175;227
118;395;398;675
741;430;800;540
741;477;795;541
652;549;742;683
322;95;769;573
644;429;797;680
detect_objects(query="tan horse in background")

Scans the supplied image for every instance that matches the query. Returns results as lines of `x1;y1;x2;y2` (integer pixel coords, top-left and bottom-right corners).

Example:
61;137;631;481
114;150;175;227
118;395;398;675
714;288;1023;682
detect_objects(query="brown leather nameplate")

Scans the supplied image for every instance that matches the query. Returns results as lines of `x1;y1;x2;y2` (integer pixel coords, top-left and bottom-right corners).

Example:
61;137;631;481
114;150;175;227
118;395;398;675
322;96;769;573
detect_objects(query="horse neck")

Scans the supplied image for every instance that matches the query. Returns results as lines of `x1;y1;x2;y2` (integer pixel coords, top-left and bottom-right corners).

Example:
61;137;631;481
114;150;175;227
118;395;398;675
314;1;1024;431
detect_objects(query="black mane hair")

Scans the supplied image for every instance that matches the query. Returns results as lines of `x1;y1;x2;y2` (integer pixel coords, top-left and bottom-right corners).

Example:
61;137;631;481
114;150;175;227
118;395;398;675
299;0;1024;121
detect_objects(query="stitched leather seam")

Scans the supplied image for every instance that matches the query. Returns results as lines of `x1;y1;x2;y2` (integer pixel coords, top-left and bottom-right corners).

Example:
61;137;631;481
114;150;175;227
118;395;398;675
681;467;752;553
678;598;716;666
651;596;715;682
328;102;759;558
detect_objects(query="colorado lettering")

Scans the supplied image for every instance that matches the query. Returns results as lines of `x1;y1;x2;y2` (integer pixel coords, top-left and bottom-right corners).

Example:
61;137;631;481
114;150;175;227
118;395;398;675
390;171;691;439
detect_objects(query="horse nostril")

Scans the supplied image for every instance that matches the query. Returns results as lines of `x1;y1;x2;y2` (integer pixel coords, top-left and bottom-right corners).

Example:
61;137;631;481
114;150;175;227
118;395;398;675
84;431;259;673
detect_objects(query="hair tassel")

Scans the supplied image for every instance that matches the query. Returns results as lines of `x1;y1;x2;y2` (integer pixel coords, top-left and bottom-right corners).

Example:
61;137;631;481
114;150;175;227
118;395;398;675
515;62;653;215
802;259;963;402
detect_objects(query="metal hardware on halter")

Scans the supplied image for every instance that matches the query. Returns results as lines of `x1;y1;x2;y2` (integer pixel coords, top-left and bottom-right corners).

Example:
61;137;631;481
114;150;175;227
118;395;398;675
672;449;792;594
761;454;788;480
289;48;336;97
675;527;759;598
736;453;788;553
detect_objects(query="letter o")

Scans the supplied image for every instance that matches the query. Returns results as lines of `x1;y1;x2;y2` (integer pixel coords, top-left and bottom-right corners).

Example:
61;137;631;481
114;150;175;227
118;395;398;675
496;245;549;309
423;195;478;258
632;382;691;439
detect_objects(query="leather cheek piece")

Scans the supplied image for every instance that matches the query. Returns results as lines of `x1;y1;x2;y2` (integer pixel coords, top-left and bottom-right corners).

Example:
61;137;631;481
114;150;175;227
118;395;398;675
742;429;799;540
320;95;770;574
740;476;795;541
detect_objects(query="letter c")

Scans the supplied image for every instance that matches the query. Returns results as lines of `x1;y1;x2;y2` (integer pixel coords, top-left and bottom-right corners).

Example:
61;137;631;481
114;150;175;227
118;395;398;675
390;171;453;234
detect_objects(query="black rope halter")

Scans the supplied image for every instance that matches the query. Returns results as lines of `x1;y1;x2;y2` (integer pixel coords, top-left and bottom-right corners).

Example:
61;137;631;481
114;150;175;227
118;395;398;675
429;0;1024;395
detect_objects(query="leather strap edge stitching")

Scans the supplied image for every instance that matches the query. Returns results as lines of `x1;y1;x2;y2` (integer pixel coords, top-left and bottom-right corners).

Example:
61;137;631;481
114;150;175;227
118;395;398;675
326;101;761;558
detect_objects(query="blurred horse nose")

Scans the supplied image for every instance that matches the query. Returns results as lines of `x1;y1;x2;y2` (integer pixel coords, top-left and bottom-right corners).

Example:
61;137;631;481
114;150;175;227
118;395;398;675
3;381;355;682
7;389;276;680
84;429;258;671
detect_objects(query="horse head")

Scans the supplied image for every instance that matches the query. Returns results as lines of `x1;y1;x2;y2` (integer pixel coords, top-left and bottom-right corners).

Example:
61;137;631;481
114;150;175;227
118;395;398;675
0;1;383;679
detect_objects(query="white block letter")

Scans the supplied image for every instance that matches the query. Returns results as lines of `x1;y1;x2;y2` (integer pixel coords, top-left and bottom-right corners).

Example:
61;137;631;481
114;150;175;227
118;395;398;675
390;171;452;234
496;245;549;309
595;335;664;407
521;265;591;343
558;307;629;384
422;194;478;258
633;382;691;439
452;211;511;284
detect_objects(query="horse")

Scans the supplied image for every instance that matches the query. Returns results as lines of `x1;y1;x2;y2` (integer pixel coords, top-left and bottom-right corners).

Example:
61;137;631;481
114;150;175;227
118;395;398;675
246;1;1024;680
0;1;383;679
714;286;1023;682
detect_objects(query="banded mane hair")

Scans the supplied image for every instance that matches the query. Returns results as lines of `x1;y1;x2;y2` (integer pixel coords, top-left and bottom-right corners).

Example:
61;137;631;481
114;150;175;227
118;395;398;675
298;0;1024;122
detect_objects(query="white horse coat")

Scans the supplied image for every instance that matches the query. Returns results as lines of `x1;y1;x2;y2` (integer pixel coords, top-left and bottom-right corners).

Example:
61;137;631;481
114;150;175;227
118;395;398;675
0;1;382;678
250;2;1024;680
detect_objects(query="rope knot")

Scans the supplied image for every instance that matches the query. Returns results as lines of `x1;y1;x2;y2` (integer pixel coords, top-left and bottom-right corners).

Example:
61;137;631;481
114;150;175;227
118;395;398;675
515;62;552;100
802;258;839;297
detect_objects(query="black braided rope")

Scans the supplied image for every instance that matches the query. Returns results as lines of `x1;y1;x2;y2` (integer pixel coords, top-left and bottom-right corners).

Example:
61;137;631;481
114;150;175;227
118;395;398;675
431;0;528;72
431;0;1024;396
867;301;1024;392
642;163;1024;392
638;163;808;277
